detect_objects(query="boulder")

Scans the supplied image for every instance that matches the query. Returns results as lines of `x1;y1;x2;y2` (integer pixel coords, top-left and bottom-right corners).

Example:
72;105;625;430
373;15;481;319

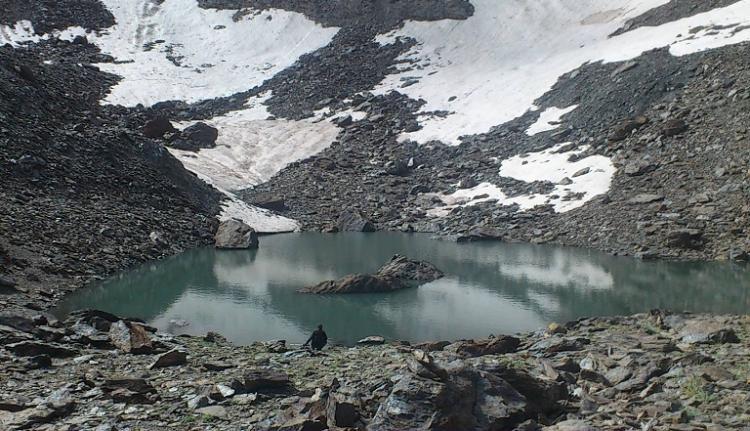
142;117;176;138
376;255;444;282
357;336;386;346
103;378;157;404
337;211;376;232
326;382;361;428
108;321;152;354
6;341;77;358
149;349;187;369
168;122;219;151
234;369;293;393
627;194;664;205
0;275;18;293
195;405;228;420
0;315;35;333
214;219;259;249
447;335;521;357
608;116;648;142
665;316;741;345
299;274;403;294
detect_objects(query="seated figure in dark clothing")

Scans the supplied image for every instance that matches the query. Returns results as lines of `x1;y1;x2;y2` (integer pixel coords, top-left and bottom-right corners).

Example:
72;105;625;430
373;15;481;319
303;324;328;350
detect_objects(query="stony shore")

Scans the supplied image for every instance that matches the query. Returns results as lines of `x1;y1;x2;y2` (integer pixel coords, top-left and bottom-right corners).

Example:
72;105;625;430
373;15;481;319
1;309;748;430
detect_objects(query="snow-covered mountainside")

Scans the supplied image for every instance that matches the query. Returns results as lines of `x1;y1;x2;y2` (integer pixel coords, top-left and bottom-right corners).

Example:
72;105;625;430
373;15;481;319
2;0;750;303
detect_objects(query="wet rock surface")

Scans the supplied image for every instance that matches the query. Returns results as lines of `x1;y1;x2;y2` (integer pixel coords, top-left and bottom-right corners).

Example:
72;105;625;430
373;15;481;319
0;310;747;430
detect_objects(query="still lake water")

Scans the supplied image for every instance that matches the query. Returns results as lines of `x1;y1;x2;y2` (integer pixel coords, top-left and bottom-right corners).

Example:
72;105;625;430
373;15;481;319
55;233;750;345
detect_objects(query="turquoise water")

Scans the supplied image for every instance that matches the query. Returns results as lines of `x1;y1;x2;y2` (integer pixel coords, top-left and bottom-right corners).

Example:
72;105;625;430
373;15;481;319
55;233;750;345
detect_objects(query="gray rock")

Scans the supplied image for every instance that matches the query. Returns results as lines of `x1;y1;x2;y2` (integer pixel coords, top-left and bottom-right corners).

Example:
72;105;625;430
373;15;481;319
627;194;664;204
214;219;259;249
300;274;404;294
543;420;600;431
376;255;444;282
6;341;77;358
572;167;590;177
357;336;385;346
195;405;228;419
337;211;376;232
234;369;292;393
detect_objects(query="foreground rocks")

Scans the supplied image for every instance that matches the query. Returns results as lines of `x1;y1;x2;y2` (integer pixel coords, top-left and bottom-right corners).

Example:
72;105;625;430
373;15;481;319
1;310;748;430
299;255;443;294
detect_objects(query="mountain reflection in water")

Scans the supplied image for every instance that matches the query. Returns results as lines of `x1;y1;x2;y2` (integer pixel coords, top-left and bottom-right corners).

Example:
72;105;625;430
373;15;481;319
55;233;750;345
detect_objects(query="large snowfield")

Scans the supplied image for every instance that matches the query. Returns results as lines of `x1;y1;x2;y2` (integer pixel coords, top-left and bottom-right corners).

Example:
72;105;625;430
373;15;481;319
3;0;750;229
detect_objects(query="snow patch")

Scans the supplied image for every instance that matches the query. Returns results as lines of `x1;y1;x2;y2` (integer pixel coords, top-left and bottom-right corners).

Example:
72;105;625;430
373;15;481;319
526;105;579;136
170;94;340;191
374;0;750;145
431;143;615;215
0;20;87;46
82;0;338;107
219;195;299;234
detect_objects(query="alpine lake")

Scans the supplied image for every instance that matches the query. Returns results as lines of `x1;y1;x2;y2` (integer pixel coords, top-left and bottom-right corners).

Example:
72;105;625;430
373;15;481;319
55;233;750;345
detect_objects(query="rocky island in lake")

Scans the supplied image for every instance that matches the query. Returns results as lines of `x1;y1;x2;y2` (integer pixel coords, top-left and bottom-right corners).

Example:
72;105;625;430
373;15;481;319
299;255;444;294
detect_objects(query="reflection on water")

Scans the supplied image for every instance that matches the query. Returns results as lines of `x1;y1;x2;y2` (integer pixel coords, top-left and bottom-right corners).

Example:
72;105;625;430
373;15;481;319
55;233;750;345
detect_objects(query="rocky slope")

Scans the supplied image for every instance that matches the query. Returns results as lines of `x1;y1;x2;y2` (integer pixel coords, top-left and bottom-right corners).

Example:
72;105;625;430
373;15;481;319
0;39;221;316
1;310;748;430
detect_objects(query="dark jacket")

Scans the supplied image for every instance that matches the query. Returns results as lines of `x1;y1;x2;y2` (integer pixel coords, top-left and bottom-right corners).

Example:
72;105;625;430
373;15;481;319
306;329;328;350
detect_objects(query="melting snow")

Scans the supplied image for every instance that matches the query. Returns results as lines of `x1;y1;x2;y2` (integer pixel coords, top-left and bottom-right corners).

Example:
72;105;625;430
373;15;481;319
84;0;339;107
432;143;615;214
170;94;340;191
526;105;579;136
0;20;87;46
374;0;750;145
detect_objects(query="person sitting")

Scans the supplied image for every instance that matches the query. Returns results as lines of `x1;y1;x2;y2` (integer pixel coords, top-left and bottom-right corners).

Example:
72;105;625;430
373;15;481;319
303;324;328;350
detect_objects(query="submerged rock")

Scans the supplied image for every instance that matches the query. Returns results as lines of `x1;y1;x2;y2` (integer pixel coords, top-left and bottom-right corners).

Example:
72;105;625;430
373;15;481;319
214;219;259;249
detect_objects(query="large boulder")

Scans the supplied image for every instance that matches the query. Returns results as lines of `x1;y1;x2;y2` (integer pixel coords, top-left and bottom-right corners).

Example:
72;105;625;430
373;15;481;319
377;254;444;282
142;117;177;138
215;219;259;249
337;211;376;232
233;369;293;393
168;122;219;151
108;320;153;354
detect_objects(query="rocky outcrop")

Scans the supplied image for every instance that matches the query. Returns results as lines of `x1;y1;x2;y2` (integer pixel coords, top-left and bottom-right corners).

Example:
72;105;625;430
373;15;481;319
377;254;444;282
299;255;443;294
214;219;259;249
